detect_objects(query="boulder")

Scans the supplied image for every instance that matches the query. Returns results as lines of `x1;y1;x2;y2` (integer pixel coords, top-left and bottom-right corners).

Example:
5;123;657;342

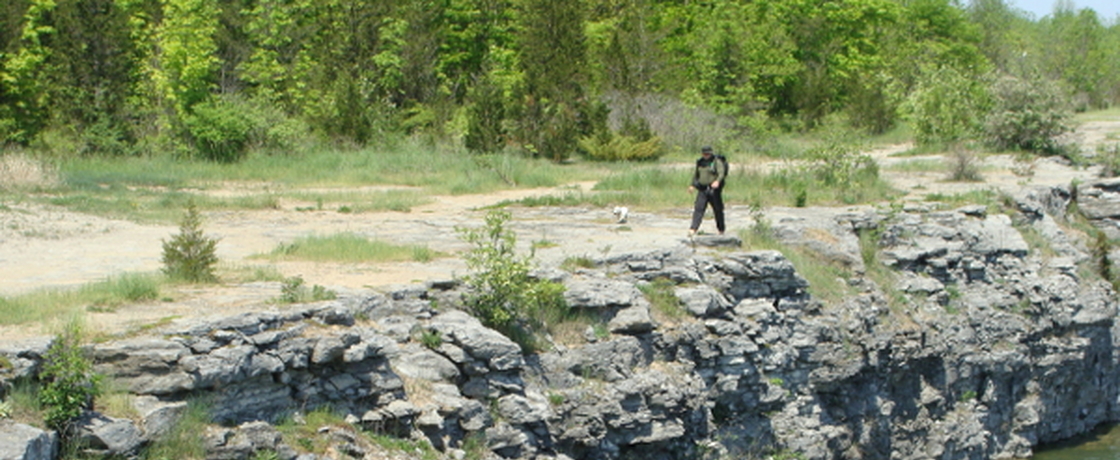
73;412;144;457
0;421;57;460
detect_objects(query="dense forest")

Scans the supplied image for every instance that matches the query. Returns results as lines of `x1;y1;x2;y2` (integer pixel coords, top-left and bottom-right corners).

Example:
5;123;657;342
1;0;1117;162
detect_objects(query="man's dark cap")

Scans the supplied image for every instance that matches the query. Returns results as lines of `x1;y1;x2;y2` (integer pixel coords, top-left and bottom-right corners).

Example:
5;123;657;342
701;146;713;154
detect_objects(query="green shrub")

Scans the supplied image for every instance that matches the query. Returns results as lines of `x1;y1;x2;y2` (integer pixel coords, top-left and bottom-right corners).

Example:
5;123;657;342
417;329;442;349
457;210;568;352
161;200;220;283
1097;143;1120;177
39;323;102;434
904;66;991;147
184;99;254;163
983;75;1075;157
278;276;337;304
578;134;664;162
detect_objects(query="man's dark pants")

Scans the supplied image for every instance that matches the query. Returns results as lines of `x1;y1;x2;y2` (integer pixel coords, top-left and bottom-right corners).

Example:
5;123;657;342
690;186;725;233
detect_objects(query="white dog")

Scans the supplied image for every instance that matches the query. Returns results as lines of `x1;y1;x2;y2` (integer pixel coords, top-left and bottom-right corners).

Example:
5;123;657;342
612;206;629;224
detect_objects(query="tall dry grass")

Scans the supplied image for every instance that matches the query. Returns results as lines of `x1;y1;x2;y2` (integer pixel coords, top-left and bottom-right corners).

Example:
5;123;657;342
0;153;59;191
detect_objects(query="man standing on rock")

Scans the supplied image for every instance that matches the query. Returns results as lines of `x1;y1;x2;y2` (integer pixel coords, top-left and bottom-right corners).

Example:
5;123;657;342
688;145;727;236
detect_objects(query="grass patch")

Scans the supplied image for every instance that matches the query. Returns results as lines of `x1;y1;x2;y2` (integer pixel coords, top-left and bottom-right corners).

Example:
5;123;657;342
3;380;45;427
639;278;687;323
502;160;899;211
256;233;442;263
284;189;430;213
924;189;1002;208
0;272;163;326
1074;107;1120;123
883;159;947;173
275;406;350;456
216;263;286;284
365;433;440;460
857;227;909;313
277;276;337;304
97;378;141;421
560;256;597;271
34;142;605;224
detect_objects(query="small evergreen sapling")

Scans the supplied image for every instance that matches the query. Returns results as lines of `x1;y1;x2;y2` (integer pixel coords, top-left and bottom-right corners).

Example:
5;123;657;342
39;323;101;435
162;200;219;282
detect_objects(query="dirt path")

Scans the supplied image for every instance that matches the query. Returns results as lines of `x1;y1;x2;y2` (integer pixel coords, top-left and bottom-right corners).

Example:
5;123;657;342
2;121;1117;340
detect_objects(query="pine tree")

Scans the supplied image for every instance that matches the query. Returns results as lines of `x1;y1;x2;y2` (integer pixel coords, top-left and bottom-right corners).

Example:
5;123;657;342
511;0;592;162
162;200;219;283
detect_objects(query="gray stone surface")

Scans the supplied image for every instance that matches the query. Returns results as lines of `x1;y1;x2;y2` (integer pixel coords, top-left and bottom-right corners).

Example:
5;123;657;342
0;421;57;460
6;184;1120;460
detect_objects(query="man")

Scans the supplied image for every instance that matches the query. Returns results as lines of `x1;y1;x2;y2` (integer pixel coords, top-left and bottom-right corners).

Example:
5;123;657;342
688;145;726;236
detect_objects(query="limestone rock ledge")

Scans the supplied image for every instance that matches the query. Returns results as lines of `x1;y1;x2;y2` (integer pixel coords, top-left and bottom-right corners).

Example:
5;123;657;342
2;184;1118;460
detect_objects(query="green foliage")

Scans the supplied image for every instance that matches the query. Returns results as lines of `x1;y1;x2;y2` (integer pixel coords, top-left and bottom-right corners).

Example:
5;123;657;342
464;75;507;154
560;256;597;271
638;278;686;322
184;99;254;163
1097;143;1120;178
80;272;161;311
510;0;592;162
457;210;568;352
0;399;11;419
904;66;992;146
365;433;440;460
417;329;442;349
152;0;219;116
47;0;141;157
2;0;1115;170
458;210;531;330
0;273;162;327
278;276;337;304
982;74;1075;156
161;200;220;283
39;323;101;434
786;135;890;204
578;134;664;162
0;0;54;145
1091;231;1116;289
261;233;439;263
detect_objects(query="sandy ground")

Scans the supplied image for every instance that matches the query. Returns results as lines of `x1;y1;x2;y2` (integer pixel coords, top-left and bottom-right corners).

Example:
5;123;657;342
2;120;1118;340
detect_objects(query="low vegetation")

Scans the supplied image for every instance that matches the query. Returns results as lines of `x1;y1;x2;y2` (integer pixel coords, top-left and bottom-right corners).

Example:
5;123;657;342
0;273;161;327
257;233;440;264
457;210;570;352
161;200;220;283
38;323;102;435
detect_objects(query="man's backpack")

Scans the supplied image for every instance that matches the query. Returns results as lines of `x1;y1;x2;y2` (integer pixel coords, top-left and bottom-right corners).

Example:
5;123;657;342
711;154;729;187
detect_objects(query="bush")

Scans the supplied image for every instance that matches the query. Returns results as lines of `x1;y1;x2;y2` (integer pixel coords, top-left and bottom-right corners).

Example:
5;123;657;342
1097;143;1120;177
983;75;1075;157
39;323;101;434
278;276;337;304
457;210;568;352
578;134;664;162
904;66;991;147
162;200;220;283
184;99;253;163
946;143;983;182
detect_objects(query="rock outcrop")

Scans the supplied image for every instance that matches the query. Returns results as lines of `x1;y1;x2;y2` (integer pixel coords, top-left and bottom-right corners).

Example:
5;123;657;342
2;184;1118;460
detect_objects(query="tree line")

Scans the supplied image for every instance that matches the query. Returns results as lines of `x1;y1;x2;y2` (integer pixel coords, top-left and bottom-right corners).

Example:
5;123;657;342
1;0;1118;162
